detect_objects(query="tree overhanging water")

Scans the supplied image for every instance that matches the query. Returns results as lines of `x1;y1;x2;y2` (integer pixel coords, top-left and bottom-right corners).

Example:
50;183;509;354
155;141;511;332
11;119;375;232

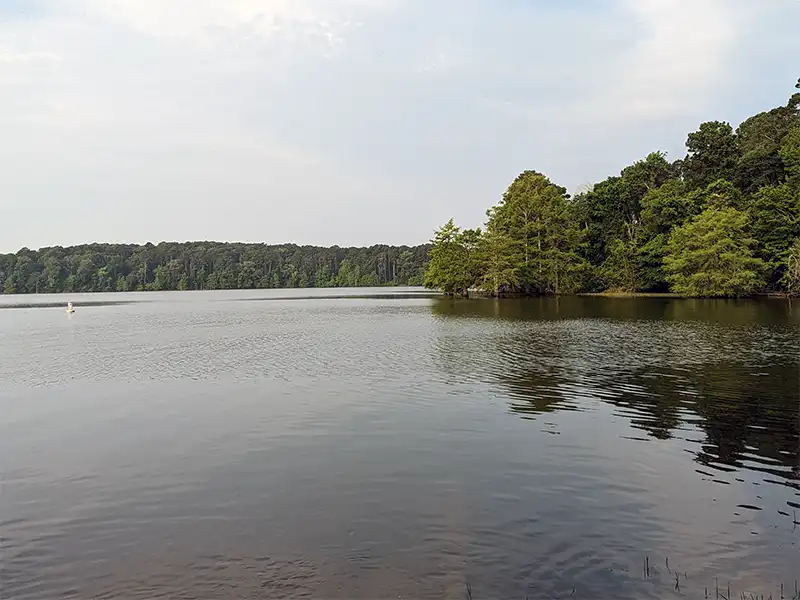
425;81;800;298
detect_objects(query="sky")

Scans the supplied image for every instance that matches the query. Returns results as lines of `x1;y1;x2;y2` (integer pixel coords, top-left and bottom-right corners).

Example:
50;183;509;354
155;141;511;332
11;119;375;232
1;0;798;252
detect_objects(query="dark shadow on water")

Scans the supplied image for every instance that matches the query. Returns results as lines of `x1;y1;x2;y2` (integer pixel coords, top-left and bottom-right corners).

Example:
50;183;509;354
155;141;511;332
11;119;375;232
432;295;799;325
431;295;800;495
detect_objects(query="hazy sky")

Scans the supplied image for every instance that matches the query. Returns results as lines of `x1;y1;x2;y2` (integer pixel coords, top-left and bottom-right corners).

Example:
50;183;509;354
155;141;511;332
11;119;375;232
1;0;798;251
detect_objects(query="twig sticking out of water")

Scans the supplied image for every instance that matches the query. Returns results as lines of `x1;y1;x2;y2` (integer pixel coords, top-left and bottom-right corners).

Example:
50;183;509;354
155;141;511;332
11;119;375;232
674;573;680;592
465;581;472;600
720;580;732;600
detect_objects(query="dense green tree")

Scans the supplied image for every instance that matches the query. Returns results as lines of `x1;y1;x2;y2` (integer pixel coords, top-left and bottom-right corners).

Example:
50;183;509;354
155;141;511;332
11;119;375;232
635;180;701;291
616;152;673;225
663;207;765;297
456;227;483;295
488;171;564;276
487;171;586;294
782;238;800;295
7;81;800;300
749;184;800;257
572;176;622;269
423;219;481;296
573;153;672;290
424;219;461;295
734;98;799;193
698;179;744;210
537;198;588;295
781;124;800;186
639;180;694;236
601;236;642;292
0;242;430;294
635;235;669;292
682;121;740;190
478;223;518;296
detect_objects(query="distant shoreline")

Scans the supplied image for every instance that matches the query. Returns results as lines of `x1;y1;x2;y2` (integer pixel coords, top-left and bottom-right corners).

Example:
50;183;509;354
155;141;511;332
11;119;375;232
443;290;795;300
0;242;431;294
2;286;794;301
577;291;793;299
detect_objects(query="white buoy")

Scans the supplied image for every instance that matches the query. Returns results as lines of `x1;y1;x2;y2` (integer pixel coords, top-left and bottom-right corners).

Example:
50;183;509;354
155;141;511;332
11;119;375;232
66;301;75;313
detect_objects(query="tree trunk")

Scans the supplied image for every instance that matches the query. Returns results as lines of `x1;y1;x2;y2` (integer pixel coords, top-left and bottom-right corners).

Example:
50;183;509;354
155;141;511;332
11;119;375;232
554;256;559;295
537;231;542;287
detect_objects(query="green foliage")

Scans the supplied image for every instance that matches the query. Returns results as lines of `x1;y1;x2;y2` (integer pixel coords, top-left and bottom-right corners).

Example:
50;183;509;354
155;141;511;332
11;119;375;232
427;173;588;297
663;207;766;297
734;99;799;193
698;179;744;210
683;121;740;190
487;171;587;294
572;177;622;268
573;153;673;291
780;125;800;186
423;219;481;296
6;81;800;301
636;233;670;292
422;82;800;299
616;152;673;221
748;183;800;286
0;242;430;294
425;76;795;299
601;236;642;292
640;179;695;236
478;224;518;296
782;238;800;296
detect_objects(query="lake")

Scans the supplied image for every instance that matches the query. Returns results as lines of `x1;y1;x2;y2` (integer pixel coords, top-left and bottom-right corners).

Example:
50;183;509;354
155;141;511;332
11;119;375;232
1;289;798;599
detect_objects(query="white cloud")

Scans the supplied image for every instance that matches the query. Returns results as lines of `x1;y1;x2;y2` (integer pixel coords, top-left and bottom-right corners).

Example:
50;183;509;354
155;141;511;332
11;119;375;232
0;0;797;250
475;0;748;127
0;49;62;63
85;0;316;41
80;0;393;54
614;0;745;119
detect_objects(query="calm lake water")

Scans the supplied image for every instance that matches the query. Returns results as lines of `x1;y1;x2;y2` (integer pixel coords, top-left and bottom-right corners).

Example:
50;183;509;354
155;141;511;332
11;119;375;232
1;288;798;599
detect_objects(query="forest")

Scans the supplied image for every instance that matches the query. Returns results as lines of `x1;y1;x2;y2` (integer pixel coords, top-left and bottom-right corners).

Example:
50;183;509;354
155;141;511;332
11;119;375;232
0;242;429;293
425;80;800;297
2;81;798;297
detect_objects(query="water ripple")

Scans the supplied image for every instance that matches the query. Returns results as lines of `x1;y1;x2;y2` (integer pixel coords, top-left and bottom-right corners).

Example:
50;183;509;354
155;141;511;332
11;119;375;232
1;294;798;599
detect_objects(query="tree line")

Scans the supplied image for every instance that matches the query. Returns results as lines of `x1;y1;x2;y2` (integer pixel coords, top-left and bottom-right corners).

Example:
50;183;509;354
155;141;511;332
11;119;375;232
425;80;800;297
0;242;429;294
3;81;798;298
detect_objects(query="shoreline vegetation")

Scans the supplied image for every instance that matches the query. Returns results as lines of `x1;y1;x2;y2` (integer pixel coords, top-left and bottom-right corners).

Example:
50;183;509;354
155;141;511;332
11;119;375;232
576;291;794;299
424;81;800;299
0;243;430;294
2;82;798;300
